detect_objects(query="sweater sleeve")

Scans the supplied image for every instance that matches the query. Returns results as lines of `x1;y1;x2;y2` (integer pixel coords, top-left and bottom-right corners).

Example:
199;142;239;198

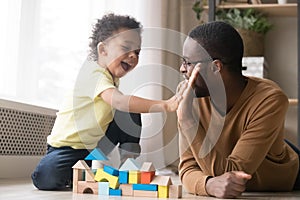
226;93;289;173
178;124;211;196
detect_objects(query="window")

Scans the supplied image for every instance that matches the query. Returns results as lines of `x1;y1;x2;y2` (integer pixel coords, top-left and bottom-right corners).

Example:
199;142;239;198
0;0;111;109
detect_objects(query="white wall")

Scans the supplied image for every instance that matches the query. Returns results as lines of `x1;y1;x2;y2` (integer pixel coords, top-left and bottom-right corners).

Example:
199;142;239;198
265;17;298;146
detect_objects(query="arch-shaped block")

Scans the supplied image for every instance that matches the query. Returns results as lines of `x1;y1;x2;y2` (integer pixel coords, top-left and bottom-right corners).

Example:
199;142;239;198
77;181;98;194
94;168;119;189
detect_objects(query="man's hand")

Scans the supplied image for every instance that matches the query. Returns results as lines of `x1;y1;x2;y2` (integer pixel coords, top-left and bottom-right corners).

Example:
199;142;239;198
164;94;182;112
205;171;252;199
176;64;200;127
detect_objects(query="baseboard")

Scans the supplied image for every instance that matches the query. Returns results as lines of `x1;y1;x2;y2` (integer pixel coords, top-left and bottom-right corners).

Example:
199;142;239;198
0;155;42;178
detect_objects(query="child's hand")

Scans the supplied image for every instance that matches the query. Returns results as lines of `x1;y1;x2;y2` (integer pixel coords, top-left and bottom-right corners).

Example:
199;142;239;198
165;94;181;112
163;79;189;112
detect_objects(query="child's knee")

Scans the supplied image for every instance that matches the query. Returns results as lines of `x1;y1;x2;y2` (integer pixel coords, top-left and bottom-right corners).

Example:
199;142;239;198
31;166;69;190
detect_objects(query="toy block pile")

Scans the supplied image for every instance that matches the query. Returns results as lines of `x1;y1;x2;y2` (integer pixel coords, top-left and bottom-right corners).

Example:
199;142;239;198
72;148;182;198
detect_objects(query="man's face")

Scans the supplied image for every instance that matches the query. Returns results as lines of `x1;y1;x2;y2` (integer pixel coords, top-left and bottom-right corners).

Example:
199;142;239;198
181;37;210;97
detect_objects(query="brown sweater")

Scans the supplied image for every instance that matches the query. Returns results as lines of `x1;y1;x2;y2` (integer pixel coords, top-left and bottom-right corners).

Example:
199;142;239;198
178;77;299;196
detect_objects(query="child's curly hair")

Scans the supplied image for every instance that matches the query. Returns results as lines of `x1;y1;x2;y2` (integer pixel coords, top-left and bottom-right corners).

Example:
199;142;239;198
88;13;142;61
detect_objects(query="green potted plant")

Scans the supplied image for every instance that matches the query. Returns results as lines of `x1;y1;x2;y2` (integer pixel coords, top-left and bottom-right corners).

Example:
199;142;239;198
192;0;208;24
216;8;273;56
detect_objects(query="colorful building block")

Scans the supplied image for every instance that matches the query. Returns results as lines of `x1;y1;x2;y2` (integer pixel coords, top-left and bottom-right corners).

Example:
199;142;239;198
133;184;158;191
140;162;155;184
98;182;109;195
104;165;119;176
85;148;108;161
128;170;140;184
141;171;155;184
109;188;122;196
158;185;169;198
72;160;184;198
119;171;129;184
94;168;119;189
150;175;172;198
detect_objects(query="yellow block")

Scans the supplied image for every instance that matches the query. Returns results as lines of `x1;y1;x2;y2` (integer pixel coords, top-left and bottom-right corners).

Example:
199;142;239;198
94;168;119;189
128;170;140;184
158;185;168;198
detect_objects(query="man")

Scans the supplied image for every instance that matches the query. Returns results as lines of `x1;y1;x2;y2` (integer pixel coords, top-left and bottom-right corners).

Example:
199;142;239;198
177;21;300;198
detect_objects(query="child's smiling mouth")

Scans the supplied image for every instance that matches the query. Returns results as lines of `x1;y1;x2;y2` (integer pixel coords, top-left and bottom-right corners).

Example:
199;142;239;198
121;61;131;72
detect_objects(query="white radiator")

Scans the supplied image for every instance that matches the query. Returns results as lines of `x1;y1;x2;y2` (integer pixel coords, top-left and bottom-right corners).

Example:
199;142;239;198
0;99;57;178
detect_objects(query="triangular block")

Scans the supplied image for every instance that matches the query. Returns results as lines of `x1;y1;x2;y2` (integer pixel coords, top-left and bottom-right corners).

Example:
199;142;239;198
119;158;140;171
72;160;90;169
85;148;108;161
140;162;155;172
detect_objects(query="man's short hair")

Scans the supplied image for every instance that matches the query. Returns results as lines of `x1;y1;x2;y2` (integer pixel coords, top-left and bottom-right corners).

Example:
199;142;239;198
189;21;244;72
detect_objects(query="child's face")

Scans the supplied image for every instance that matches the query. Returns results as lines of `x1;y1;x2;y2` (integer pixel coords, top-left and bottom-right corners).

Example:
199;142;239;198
103;28;141;78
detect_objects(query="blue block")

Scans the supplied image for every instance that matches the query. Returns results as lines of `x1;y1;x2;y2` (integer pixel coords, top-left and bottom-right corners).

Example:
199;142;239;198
104;165;119;176
119;171;128;184
132;184;158;191
109;188;122;196
85;148;108;161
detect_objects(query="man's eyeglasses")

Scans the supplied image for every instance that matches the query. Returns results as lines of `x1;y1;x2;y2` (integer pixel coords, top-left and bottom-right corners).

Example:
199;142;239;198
181;57;212;70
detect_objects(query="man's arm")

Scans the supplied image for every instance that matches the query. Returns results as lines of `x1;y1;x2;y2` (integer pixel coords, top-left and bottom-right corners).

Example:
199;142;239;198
178;128;211;196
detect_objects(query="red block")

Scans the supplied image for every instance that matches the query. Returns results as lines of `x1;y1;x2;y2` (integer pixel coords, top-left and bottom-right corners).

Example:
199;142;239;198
141;171;155;184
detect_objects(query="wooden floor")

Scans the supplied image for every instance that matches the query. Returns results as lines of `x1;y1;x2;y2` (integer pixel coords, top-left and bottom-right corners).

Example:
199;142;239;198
1;177;300;200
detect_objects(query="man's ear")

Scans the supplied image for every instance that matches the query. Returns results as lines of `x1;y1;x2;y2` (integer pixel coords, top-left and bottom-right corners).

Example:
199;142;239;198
212;60;222;73
97;42;107;56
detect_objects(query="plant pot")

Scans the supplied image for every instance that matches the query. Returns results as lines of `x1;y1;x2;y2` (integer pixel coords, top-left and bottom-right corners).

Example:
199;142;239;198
237;29;264;57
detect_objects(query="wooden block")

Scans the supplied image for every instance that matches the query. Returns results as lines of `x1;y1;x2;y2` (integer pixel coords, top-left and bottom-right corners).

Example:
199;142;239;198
94;168;119;189
98;182;109;195
104;165;119;176
119;171;128;184
72;160;90;170
128;170;140;184
133;183;157;191
133;190;157;198
109;188;122;196
73;169;82;193
151;175;172;186
120;184;133;196
158;185;169;198
85;169;95;182
77;181;98;195
169;185;182;198
141;171;155;184
91;160;104;169
140;162;155;171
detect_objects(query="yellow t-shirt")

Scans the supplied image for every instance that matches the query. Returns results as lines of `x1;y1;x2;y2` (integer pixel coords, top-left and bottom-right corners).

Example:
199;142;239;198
47;59;119;149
